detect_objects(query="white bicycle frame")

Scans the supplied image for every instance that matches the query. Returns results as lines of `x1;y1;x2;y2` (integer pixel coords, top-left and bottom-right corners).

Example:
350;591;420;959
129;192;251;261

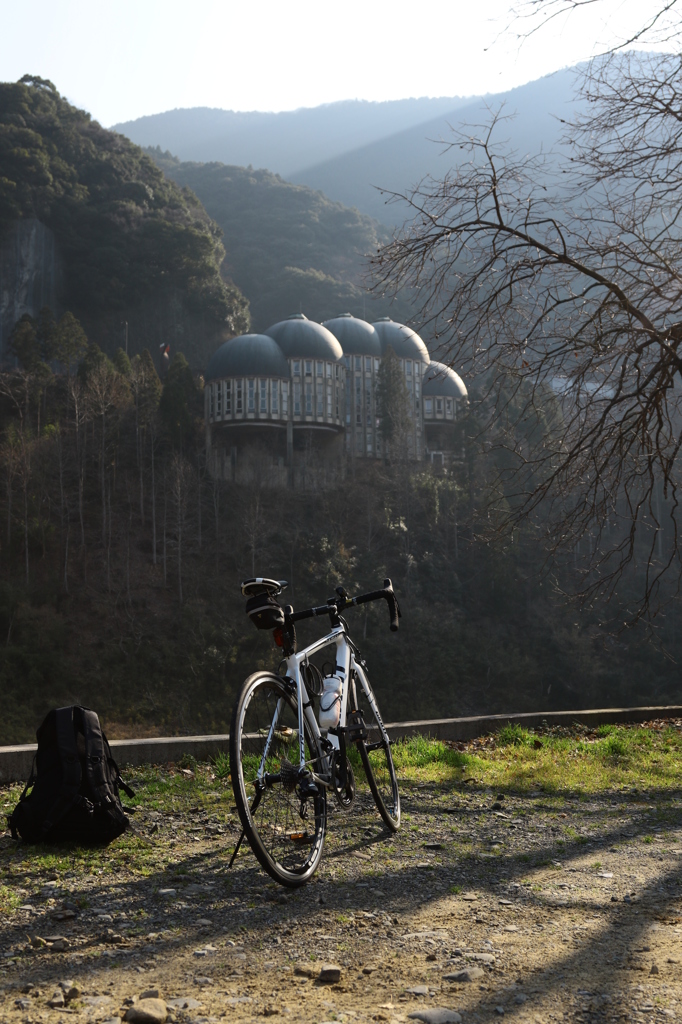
257;620;389;786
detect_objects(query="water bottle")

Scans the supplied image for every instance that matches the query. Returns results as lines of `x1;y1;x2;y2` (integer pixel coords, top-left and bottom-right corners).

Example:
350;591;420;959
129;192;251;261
318;675;343;730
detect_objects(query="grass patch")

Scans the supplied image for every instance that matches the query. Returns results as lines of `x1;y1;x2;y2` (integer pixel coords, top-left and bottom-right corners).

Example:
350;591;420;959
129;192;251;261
498;723;533;747
391;735;465;770
379;725;682;794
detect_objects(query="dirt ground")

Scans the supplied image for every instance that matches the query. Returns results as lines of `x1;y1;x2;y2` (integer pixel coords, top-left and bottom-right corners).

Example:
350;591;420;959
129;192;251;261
2;774;682;1024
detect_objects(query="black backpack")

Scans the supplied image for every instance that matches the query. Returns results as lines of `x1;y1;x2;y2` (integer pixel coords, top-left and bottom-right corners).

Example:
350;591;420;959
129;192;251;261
8;705;134;845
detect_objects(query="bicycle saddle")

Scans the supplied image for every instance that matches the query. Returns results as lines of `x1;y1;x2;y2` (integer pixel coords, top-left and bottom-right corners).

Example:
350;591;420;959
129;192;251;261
241;578;288;597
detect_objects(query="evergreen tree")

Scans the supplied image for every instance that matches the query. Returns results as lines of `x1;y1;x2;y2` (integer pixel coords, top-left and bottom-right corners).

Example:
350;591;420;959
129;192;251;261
36;307;56;362
376;345;411;459
159;353;200;448
113;348;132;377
53;312;88;372
7;315;39;370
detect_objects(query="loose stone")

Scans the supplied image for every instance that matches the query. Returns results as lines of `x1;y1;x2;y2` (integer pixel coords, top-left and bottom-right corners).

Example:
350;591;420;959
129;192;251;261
467;952;495;963
167;997;202;1010
319;964;342;984
444;968;485;983
408;1010;462;1024
124;997;168;1023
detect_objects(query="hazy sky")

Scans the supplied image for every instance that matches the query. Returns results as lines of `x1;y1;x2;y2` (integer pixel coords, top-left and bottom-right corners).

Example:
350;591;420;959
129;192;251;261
0;0;662;125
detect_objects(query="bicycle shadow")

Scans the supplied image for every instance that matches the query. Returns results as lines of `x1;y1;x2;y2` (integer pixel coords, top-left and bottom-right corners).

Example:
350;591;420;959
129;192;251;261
1;779;680;1024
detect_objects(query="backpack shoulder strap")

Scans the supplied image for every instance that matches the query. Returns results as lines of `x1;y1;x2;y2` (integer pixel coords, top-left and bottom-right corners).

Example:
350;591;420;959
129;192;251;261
7;755;37;839
102;733;135;800
81;709;115;805
40;706;82;837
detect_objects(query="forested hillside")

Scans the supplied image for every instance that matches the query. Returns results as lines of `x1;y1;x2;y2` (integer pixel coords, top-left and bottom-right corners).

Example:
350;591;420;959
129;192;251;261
0;77;249;366
0;329;678;745
146;151;417;331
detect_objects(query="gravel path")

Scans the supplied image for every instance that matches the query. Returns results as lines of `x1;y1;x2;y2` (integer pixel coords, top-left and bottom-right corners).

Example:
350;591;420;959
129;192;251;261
2;778;682;1024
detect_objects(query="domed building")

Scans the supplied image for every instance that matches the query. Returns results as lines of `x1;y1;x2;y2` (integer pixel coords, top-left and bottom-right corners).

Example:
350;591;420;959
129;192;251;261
203;312;468;485
322;314;382;458
264;314;345;434
422;361;468;466
373;318;430;457
205;333;292;482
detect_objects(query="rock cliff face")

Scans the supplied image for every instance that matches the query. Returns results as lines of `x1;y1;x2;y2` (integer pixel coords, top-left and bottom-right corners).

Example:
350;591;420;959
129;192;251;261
0;219;61;360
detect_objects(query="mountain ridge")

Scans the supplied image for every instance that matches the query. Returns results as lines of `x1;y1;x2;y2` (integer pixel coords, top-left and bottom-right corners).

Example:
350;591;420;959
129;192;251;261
115;69;580;224
113;95;480;179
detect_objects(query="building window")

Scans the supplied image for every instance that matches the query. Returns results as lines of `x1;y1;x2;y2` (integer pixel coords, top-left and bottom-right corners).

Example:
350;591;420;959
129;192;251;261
336;363;341;377
355;379;362;425
316;380;323;416
345;377;351;423
282;381;289;416
327;384;332;418
367;438;373;453
355;356;362;371
236;380;243;414
271;380;279;415
424;397;433;416
305;360;312;376
356;434;363;451
293;382;301;415
305;381;313;415
343;355;350;369
436;398;443;415
225;380;231;415
414;363;420;377
293;360;301;376
216;382;222;417
260;379;268;414
248;379;255;412
365;356;372;372
326;362;332;377
316;360;323;377
406;360;412;376
446;397;453;417
374;358;380;373
365;381;372;427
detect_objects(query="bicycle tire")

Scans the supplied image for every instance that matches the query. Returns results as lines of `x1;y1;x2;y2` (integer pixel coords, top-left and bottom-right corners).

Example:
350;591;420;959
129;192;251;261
353;671;401;831
230;671;327;887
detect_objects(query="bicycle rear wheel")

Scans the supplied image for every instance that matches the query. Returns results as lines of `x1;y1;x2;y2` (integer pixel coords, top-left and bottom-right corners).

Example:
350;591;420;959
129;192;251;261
353;670;401;831
230;672;327;887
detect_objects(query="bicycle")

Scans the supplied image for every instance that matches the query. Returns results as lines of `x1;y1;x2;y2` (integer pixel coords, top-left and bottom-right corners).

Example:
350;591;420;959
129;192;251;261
229;577;401;887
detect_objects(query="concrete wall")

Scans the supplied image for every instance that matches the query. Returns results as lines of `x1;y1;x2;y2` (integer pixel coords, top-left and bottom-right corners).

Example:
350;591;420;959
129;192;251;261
1;704;681;784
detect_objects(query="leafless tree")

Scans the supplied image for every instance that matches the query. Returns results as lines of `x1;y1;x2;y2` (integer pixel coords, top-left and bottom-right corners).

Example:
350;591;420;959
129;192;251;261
372;72;682;620
85;361;128;550
170;453;193;605
509;0;681;50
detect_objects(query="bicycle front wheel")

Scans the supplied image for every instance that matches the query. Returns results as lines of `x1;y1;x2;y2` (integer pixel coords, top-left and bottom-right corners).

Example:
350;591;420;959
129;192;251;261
353;670;401;831
230;672;327;887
